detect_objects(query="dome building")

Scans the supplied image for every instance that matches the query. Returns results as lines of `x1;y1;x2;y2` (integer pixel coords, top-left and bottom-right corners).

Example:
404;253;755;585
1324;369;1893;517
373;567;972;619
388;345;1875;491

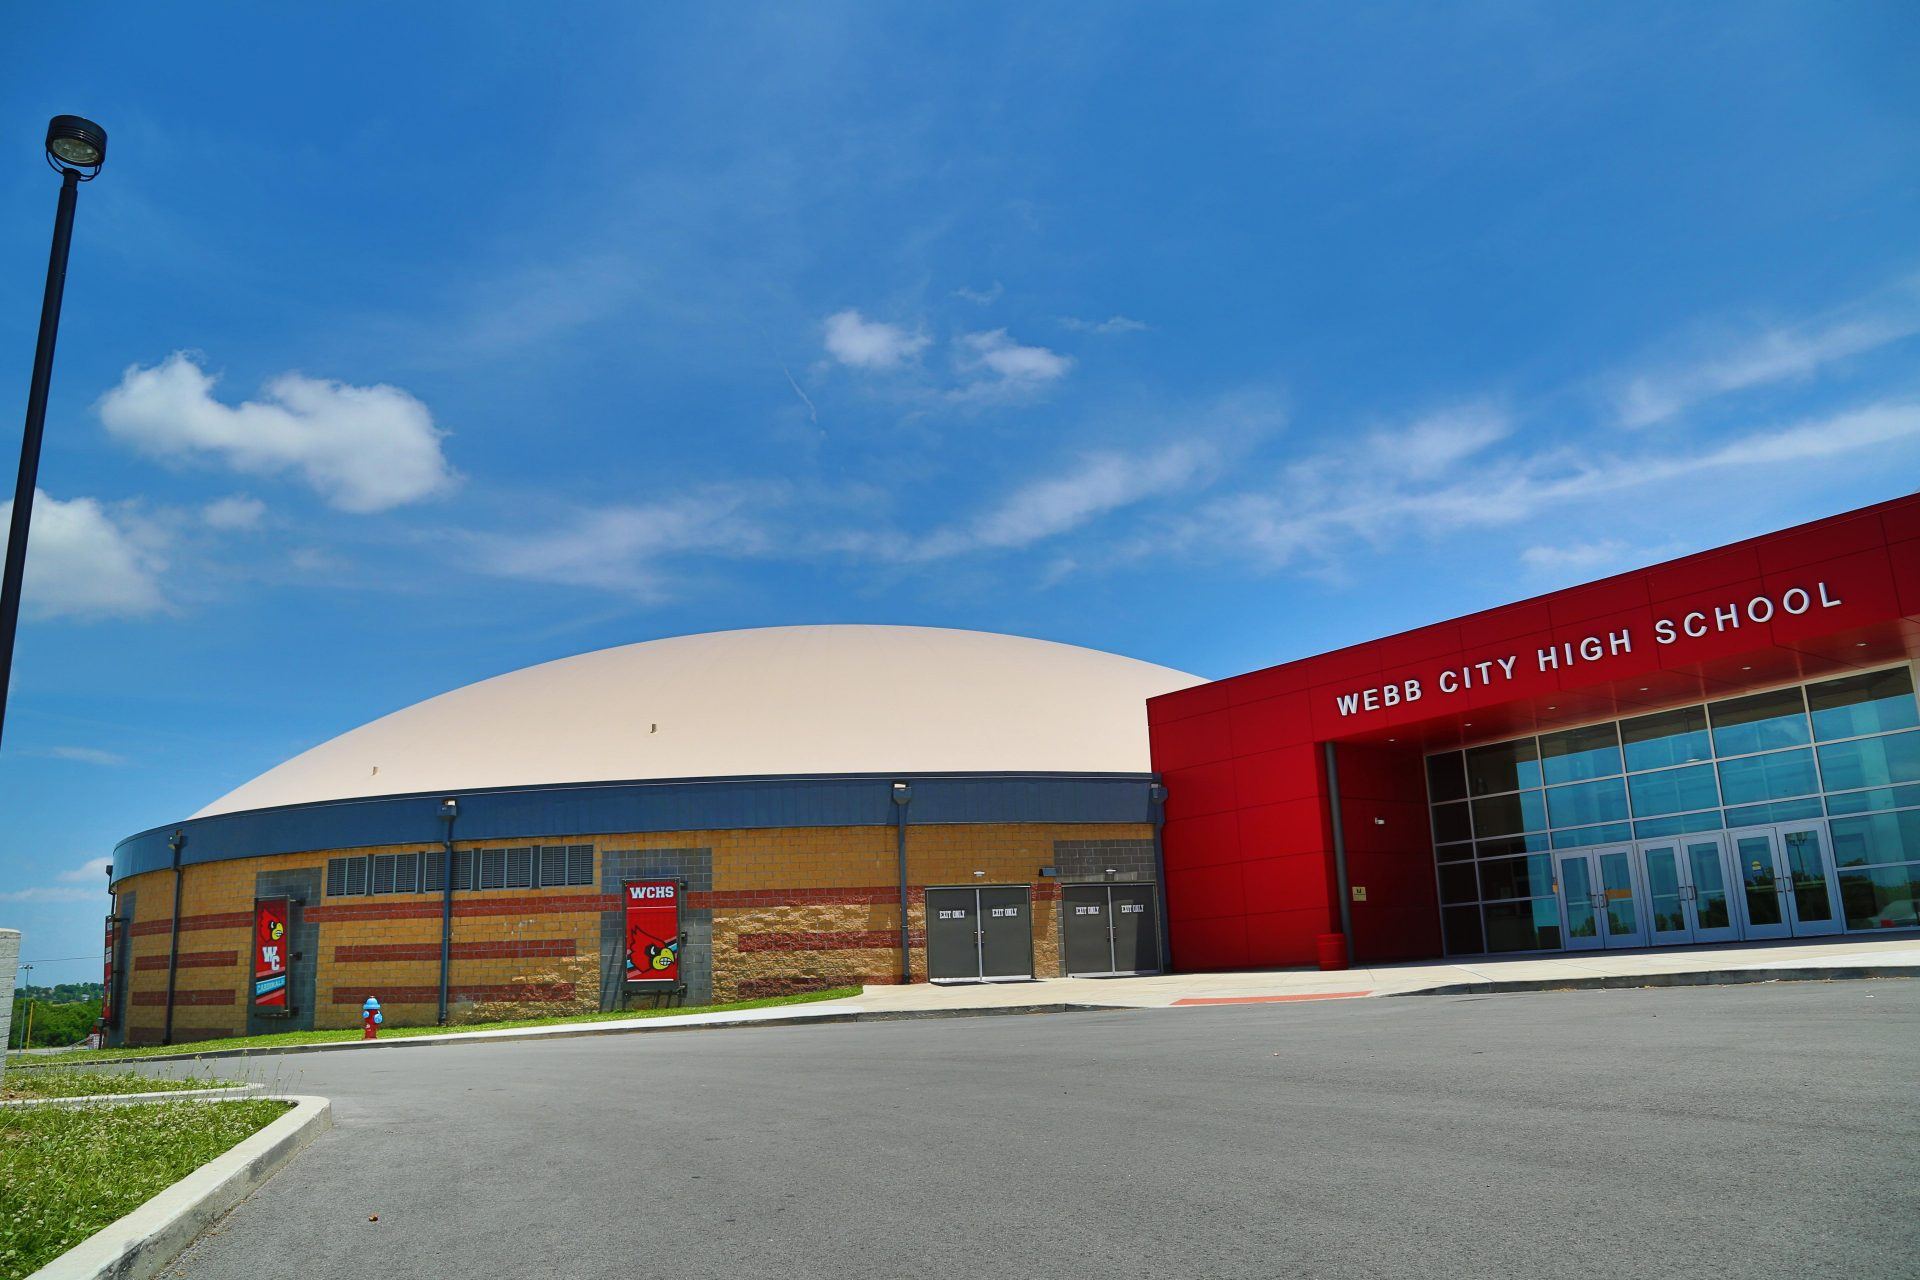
107;626;1204;1045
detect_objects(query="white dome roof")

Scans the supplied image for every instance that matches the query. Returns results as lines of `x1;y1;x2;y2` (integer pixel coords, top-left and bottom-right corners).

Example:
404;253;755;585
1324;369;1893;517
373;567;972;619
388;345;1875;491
195;625;1204;817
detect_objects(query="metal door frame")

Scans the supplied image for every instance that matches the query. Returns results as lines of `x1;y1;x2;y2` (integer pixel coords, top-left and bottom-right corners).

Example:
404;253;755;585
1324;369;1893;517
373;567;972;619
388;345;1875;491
1675;832;1743;944
1061;882;1163;978
1553;845;1648;950
1635;838;1697;946
926;884;1033;984
1552;849;1605;952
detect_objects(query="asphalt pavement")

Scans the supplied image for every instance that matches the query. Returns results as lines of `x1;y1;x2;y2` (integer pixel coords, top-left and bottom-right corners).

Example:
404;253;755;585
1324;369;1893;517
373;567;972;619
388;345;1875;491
149;982;1918;1280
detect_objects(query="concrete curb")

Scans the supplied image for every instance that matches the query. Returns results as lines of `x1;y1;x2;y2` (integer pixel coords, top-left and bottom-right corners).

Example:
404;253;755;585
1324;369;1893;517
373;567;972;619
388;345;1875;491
1390;964;1920;997
23;1094;330;1280
43;1001;1117;1065
2;1083;265;1109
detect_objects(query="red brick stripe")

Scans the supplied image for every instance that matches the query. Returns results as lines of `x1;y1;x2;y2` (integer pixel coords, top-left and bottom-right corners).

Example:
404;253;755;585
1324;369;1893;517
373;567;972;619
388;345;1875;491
334;940;576;964
129;911;253;938
737;929;923;953
133;988;235;1006
134;950;238;971
330;983;576;1006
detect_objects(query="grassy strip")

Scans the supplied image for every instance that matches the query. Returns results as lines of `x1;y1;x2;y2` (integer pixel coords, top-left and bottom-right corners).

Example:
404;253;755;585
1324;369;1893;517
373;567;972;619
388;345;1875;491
21;986;861;1064
0;1098;286;1279
2;1067;239;1101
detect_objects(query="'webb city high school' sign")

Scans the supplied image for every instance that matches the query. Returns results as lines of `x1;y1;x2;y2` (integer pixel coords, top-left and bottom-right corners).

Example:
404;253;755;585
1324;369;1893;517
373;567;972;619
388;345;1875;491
1334;581;1847;718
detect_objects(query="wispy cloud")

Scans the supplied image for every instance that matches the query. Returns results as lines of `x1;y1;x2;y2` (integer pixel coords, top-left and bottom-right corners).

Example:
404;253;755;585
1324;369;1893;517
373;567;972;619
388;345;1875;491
1612;309;1920;429
99;353;458;513
0;490;168;621
952;328;1073;398
30;747;129;767
1060;314;1148;335
60;855;113;882
0;855;111;903
201;494;267;531
952;282;1004;306
466;489;772;598
823;310;930;370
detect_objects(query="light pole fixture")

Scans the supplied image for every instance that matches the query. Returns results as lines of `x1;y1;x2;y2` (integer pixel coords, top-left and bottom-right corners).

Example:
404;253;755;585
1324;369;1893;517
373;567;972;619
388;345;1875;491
0;115;108;753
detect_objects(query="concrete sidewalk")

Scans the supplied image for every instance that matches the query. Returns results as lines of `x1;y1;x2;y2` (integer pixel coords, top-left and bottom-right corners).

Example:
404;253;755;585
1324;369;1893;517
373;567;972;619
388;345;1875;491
842;931;1920;1011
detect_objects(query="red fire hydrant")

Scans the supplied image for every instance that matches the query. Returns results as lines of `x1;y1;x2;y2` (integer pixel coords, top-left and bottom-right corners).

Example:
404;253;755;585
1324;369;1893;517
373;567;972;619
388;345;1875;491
361;997;383;1039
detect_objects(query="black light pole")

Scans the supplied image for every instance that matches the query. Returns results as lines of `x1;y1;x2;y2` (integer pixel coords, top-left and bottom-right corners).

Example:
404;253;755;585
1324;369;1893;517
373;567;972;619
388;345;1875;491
0;116;108;753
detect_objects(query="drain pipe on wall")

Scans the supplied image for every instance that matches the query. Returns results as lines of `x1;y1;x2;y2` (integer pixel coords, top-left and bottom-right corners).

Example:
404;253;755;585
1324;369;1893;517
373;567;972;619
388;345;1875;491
437;797;458;1025
1322;743;1355;966
892;782;912;984
161;828;184;1045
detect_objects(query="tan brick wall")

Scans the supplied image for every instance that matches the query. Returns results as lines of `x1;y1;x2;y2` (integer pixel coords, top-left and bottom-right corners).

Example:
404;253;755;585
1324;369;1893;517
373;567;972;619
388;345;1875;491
113;820;1154;1040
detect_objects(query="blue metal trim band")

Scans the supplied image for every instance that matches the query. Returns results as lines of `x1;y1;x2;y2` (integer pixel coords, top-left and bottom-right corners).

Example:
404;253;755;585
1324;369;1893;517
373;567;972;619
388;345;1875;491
111;772;1157;886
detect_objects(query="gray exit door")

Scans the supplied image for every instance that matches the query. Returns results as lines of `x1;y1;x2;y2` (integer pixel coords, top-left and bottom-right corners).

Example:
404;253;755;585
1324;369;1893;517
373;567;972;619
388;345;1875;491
925;886;1032;983
1062;883;1162;977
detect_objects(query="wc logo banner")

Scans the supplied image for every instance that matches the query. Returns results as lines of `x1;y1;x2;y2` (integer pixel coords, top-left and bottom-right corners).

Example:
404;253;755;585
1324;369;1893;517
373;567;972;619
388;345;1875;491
253;897;291;1009
624;880;683;985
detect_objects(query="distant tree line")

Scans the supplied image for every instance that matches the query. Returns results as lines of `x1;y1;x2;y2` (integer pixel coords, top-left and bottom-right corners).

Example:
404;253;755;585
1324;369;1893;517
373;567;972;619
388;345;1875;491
9;994;105;1049
17;982;105;1003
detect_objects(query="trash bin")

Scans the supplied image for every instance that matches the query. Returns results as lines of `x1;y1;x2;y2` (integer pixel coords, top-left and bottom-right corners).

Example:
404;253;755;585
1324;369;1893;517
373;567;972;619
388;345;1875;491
1315;932;1349;971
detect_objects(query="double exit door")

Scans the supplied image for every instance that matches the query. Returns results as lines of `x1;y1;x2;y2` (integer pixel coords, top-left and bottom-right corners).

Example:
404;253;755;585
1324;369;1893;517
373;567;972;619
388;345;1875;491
925;886;1032;983
1062;883;1162;977
1553;819;1843;951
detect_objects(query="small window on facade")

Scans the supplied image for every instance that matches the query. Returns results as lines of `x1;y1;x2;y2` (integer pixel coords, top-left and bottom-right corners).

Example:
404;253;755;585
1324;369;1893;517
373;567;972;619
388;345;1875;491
566;845;594;886
326;857;349;896
370;854;397;894
479;848;507;890
506;847;534;889
424;850;446;892
452;850;474;891
393;852;420;894
538;845;567;887
343;856;368;896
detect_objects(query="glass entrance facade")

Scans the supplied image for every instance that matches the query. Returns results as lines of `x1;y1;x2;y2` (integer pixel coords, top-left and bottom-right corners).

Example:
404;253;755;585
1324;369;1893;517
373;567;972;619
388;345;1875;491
1426;664;1920;955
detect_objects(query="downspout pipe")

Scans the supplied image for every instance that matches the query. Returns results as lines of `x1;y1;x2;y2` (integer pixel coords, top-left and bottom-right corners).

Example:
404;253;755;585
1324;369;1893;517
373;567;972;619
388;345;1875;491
437;798;458;1025
1323;743;1355;966
1148;781;1171;973
891;782;912;984
162;828;184;1045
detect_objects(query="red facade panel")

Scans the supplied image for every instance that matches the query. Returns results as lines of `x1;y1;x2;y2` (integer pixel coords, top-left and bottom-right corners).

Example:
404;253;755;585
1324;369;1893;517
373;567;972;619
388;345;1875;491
1152;493;1920;973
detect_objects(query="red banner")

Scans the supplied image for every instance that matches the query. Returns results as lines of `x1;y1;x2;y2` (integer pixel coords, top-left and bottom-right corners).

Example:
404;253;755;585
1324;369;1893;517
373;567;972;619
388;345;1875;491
623;880;682;985
101;915;118;1028
253;897;291;1009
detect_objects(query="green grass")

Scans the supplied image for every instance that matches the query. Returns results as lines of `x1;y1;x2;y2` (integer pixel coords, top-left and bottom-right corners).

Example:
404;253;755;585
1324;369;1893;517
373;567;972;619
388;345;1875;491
2;1067;239;1101
21;986;861;1064
0;1099;286;1279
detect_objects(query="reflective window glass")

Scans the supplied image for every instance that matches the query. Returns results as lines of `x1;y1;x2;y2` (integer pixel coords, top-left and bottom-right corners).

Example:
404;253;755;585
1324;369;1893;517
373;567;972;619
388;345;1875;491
1825;783;1920;816
1808;668;1919;741
1477;854;1553;901
1837;864;1920;931
1470;790;1546;836
1709;688;1810;756
1475;833;1551;857
1425;752;1469;804
1483;898;1563;952
1545;777;1629;828
1633;810;1725;839
1442;905;1484;955
1723;797;1824;827
1828;811;1920;868
1539;724;1622;785
1620;706;1712;773
1628;764;1720;817
1438;863;1478;905
1817;730;1920;793
1718;748;1819;806
1466;739;1541;795
1431;801;1473;845
1551;822;1634;848
1434;841;1474;864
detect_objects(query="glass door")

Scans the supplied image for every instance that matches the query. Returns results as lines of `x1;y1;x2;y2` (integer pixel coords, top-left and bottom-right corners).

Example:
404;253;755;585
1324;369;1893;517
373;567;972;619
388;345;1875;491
1554;846;1647;950
1635;834;1741;946
1728;822;1843;940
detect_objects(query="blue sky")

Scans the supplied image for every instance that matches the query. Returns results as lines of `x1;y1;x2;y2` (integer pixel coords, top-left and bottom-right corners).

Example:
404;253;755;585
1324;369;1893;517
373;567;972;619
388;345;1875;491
2;3;1917;978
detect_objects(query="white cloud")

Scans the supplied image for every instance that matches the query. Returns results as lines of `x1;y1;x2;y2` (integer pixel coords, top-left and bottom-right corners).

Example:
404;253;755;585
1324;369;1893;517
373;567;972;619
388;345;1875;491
201;494;266;530
1613;313;1920;429
469;490;770;598
823;310;929;370
0;884;102;904
99;352;457;513
60;855;113;883
1060;314;1148;335
34;747;128;767
956;329;1073;388
0;490;167;620
952;282;1004;306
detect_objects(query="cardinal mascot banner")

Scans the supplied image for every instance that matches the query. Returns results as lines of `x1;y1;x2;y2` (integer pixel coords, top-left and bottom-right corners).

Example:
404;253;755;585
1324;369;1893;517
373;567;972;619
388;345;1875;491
623;880;683;986
253;897;292;1011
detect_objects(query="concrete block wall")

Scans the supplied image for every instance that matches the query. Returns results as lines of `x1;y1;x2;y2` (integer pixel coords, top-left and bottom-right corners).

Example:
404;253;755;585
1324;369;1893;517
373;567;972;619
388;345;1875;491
109;819;1158;1042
